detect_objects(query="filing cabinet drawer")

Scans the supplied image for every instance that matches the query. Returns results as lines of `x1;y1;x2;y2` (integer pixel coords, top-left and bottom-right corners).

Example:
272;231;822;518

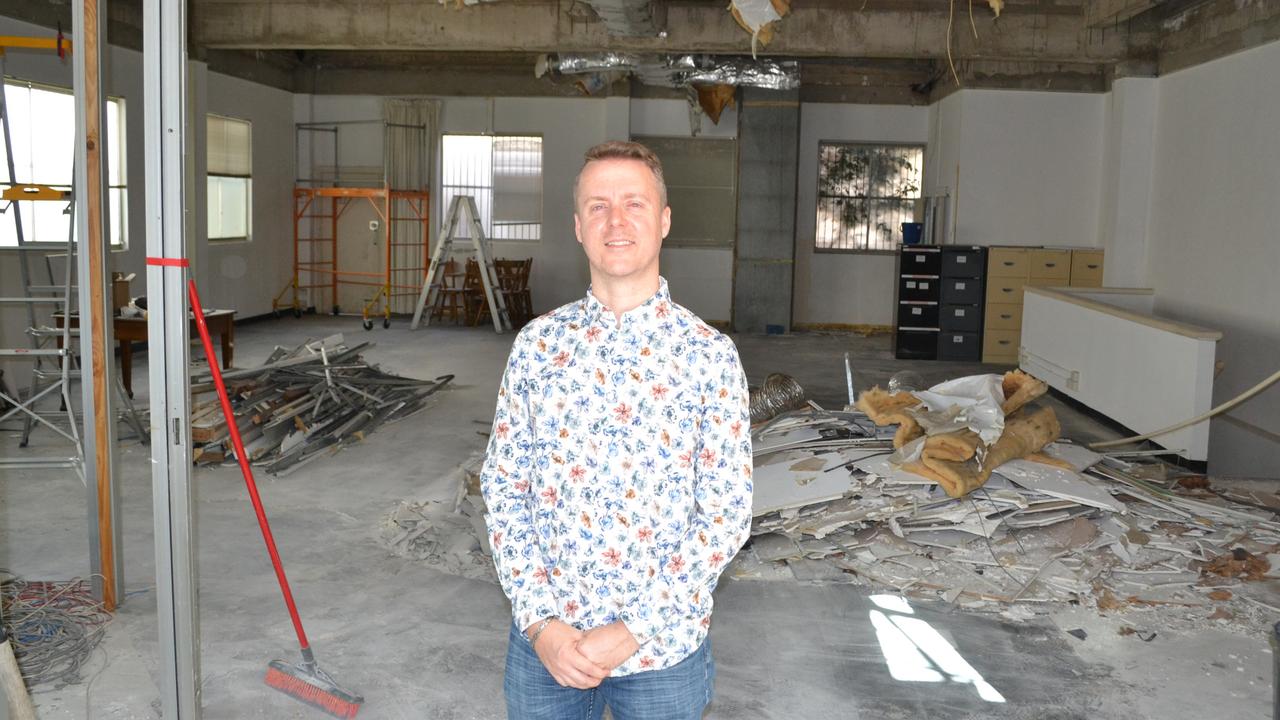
985;277;1027;305
983;329;1021;362
939;331;981;361
942;249;985;278
1029;249;1071;281
896;329;939;360
984;303;1022;331
1026;277;1066;289
941;277;983;305
1070;250;1104;287
900;248;942;275
898;302;939;329
988;248;1028;278
940;304;981;333
899;275;940;302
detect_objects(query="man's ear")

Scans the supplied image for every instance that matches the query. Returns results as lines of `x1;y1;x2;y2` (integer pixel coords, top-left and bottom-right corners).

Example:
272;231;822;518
661;205;671;239
574;212;583;245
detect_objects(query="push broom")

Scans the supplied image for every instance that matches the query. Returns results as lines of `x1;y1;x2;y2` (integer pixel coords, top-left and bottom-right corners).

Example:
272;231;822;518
189;279;363;718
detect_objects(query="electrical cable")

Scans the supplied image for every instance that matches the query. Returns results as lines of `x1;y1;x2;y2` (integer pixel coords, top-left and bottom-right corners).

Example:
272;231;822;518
1090;366;1280;450
0;570;112;689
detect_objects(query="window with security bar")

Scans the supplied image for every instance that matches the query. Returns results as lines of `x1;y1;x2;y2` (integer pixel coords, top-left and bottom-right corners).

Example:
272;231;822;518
0;79;127;248
816;142;923;252
442;134;542;242
207;113;252;241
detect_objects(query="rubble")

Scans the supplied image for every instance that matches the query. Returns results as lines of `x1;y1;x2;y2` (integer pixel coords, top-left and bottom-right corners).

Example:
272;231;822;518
741;399;1280;636
187;333;453;475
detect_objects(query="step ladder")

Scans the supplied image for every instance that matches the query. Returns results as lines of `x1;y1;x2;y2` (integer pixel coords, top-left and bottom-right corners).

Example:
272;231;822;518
410;195;512;333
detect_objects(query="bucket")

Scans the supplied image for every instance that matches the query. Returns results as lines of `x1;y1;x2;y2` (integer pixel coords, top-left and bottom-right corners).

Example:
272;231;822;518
901;222;924;246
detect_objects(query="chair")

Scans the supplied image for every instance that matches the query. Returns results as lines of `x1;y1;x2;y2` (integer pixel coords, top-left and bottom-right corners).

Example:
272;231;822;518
431;258;466;325
494;258;533;329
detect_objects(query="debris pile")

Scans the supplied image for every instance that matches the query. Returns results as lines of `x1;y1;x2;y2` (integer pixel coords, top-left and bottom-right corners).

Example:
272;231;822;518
380;456;497;582
189;334;453;475
742;397;1280;631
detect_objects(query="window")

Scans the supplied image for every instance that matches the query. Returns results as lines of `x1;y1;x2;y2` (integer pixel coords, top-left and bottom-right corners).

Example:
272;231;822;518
441;134;542;241
207;114;252;241
0;80;126;248
816;142;923;252
632;135;736;249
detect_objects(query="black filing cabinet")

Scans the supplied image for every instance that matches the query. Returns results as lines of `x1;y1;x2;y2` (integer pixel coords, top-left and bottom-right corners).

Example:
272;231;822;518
937;246;987;361
895;246;942;360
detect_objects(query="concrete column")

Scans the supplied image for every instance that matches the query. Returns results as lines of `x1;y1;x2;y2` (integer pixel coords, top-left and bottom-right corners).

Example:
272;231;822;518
732;88;799;334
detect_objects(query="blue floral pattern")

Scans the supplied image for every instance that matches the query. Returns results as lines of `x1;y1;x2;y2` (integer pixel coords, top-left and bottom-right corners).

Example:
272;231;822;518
481;277;753;676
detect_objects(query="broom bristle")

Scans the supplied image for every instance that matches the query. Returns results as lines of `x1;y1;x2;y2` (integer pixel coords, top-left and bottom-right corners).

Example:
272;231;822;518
265;664;362;719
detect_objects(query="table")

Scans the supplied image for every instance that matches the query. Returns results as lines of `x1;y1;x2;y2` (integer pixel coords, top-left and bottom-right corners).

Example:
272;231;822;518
55;310;235;396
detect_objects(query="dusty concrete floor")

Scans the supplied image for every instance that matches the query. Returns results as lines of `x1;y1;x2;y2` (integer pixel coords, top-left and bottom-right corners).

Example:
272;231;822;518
0;316;1271;719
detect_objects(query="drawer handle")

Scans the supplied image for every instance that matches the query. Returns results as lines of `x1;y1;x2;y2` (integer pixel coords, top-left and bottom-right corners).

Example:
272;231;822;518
1000;314;1012;320
1044;263;1057;268
998;340;1011;346
1087;264;1099;269
1002;261;1015;267
1002;288;1013;293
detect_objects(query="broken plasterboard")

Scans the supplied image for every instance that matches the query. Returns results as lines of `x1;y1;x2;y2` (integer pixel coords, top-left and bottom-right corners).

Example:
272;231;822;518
994;459;1125;513
752;451;855;515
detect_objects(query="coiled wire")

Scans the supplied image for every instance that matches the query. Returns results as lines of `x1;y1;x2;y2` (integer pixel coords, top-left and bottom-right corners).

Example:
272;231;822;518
0;570;111;688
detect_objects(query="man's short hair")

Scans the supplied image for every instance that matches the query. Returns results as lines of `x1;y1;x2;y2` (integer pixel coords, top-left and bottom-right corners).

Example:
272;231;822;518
573;140;668;209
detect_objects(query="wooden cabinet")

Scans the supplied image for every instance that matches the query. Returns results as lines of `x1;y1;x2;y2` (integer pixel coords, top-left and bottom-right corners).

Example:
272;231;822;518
981;247;1104;363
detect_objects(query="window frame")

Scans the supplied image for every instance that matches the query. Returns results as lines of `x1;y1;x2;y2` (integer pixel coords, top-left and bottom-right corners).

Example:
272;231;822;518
440;132;543;243
814;140;925;255
206;112;253;243
0;77;128;250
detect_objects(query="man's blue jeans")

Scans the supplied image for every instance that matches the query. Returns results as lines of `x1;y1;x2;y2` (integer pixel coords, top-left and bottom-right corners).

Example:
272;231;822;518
504;623;715;720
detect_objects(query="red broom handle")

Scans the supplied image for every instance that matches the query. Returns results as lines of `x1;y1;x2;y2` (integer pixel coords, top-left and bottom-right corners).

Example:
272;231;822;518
188;279;311;652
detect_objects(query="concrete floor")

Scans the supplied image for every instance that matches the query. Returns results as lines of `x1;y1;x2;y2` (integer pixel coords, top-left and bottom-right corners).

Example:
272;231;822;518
0;315;1271;719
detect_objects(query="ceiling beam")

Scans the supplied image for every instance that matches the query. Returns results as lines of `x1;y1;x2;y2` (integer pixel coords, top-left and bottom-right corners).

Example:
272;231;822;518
1155;0;1280;74
1084;0;1163;28
190;0;1145;65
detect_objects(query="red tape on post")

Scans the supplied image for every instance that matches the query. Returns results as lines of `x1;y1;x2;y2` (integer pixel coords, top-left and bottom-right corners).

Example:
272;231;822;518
145;257;190;268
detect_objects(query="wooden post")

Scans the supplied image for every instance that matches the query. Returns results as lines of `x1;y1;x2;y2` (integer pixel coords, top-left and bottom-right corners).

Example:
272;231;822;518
76;0;118;611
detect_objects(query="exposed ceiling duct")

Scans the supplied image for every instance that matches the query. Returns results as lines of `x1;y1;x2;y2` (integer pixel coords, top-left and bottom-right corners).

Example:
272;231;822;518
583;0;665;37
539;53;800;90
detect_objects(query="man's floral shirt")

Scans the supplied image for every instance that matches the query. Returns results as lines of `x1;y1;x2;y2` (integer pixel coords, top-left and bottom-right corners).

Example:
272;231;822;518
480;278;753;676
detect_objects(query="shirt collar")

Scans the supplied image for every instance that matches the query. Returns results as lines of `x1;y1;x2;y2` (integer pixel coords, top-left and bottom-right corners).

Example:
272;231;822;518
582;277;671;329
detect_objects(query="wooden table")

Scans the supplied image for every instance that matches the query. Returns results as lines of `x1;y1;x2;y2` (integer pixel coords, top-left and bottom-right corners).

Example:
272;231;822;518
56;310;235;396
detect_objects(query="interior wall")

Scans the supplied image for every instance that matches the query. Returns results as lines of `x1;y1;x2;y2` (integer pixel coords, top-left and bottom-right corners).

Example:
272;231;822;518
792;102;931;327
0;16;293;379
1146;39;1280;476
632;98;736;324
1096;78;1157;288
293;94;737;323
946;89;1107;249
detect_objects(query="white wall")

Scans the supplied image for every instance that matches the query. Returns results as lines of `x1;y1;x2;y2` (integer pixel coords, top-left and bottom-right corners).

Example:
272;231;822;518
793;103;931;326
632;98;736;323
945;90;1106;249
292;94;737;323
1097;78;1157;287
1146;40;1280;476
0;16;294;378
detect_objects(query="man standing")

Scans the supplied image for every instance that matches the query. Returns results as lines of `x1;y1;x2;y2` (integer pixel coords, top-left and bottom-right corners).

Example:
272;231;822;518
480;141;753;719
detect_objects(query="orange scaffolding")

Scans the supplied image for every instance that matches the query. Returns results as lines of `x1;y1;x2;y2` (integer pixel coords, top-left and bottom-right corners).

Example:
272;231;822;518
274;186;430;329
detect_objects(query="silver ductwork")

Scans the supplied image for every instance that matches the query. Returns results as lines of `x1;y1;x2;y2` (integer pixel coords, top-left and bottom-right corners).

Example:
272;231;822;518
539;53;800;91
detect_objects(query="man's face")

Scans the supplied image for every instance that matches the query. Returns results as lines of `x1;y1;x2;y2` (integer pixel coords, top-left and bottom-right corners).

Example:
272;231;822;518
574;158;671;285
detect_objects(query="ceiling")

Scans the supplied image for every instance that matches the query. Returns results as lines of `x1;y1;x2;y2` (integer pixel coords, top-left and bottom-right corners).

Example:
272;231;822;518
2;0;1277;103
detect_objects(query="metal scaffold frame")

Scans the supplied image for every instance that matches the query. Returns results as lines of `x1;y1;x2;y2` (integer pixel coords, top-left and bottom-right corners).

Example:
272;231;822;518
274;186;430;330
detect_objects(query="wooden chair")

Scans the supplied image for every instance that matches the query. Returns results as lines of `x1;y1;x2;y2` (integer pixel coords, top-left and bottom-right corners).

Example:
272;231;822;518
431;258;466;325
494;258;533;329
461;258;489;327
